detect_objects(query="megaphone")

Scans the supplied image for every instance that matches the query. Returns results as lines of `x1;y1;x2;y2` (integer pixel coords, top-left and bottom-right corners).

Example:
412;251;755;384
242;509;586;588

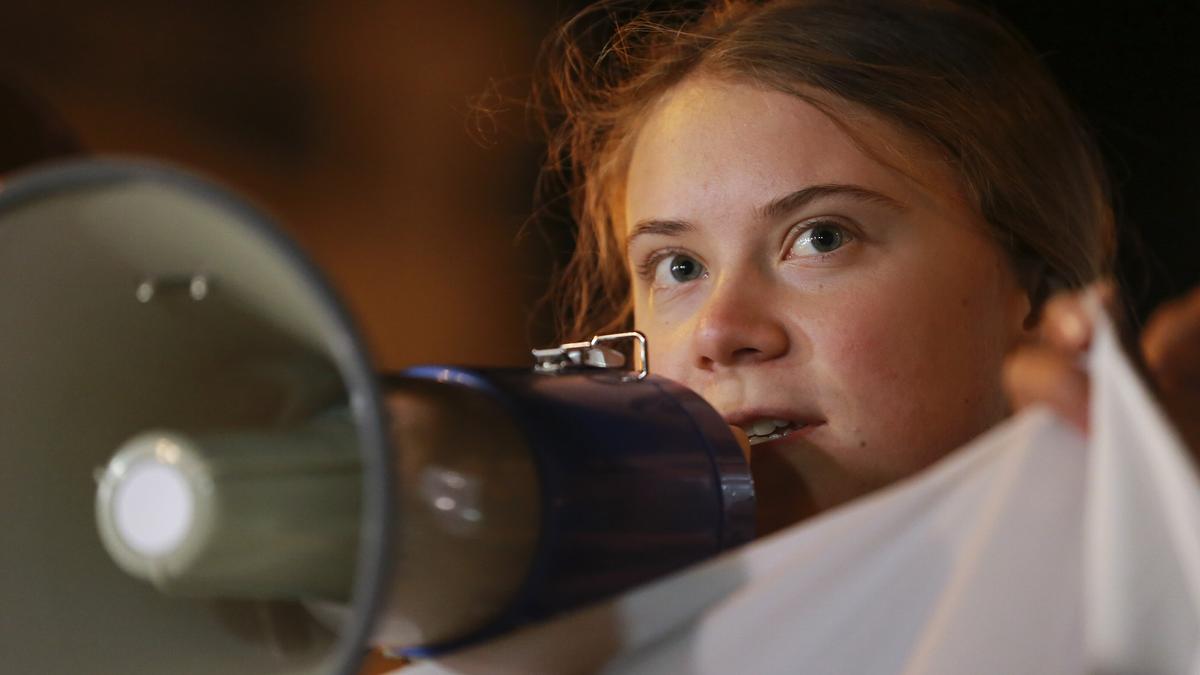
0;159;754;674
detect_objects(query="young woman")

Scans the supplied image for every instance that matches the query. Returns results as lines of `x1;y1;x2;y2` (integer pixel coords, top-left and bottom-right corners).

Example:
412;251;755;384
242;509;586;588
535;0;1200;533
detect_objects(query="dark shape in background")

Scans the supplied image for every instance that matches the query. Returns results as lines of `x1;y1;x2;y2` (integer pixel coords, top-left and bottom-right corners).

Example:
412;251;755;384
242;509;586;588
996;0;1200;324
0;1;1195;368
0;79;83;171
0;1;562;370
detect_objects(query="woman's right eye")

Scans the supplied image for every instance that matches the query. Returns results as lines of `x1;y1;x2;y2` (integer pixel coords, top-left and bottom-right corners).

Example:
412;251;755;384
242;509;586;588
653;253;707;286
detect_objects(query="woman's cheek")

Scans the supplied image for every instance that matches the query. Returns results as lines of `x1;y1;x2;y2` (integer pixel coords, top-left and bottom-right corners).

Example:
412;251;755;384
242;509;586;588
811;294;907;399
805;290;967;476
641;315;695;383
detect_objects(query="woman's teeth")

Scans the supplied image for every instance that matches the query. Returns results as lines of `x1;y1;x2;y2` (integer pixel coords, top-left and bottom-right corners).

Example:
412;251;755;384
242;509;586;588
748;419;787;436
744;419;798;445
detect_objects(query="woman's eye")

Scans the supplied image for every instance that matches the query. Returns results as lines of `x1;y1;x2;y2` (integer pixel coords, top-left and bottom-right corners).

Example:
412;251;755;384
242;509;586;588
791;222;852;257
654;253;706;285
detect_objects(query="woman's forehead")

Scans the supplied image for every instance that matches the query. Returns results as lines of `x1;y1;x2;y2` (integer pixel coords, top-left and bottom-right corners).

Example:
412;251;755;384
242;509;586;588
622;76;967;234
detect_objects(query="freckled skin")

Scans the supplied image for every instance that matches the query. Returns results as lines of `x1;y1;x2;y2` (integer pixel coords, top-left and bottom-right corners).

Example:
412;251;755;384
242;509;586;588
623;78;1033;525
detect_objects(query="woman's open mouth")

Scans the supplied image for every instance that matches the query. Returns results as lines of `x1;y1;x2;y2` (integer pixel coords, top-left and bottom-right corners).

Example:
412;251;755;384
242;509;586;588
741;419;806;446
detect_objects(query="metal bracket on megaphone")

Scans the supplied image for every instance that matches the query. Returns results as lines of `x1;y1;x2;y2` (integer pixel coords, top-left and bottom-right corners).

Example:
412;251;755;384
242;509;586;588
531;330;648;381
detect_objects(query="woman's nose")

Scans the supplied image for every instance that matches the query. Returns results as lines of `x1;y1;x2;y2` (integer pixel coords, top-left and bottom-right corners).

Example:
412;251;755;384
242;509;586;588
690;276;789;370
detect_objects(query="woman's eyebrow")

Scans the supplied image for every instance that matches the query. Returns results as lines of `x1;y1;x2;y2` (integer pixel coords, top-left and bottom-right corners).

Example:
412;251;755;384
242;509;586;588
758;183;907;220
626;218;693;257
625;184;905;256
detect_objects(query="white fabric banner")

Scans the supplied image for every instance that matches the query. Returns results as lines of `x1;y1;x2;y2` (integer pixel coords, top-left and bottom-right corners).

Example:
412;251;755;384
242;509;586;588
399;313;1200;675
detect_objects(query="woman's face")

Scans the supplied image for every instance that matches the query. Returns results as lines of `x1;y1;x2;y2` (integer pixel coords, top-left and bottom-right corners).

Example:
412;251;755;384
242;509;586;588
623;77;1032;525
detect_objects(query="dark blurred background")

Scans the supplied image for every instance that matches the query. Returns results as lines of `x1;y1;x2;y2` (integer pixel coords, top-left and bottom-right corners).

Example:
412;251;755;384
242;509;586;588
998;1;1200;327
0;1;1195;370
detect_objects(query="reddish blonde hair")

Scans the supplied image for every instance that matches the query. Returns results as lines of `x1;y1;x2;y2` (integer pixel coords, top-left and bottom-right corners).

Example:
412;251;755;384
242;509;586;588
534;0;1115;340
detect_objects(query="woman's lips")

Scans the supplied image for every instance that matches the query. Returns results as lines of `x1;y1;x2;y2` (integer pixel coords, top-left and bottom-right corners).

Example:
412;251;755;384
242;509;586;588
724;412;825;447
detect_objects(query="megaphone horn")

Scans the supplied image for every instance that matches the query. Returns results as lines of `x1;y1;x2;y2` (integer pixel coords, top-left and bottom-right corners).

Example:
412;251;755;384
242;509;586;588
0;159;754;674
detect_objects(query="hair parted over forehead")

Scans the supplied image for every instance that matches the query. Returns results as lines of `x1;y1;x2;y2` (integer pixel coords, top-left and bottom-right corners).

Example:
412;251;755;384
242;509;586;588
533;0;1115;341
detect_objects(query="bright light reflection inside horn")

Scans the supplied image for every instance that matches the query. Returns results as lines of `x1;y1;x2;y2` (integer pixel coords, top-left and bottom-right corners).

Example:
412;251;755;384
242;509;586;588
114;461;194;556
154;438;182;463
